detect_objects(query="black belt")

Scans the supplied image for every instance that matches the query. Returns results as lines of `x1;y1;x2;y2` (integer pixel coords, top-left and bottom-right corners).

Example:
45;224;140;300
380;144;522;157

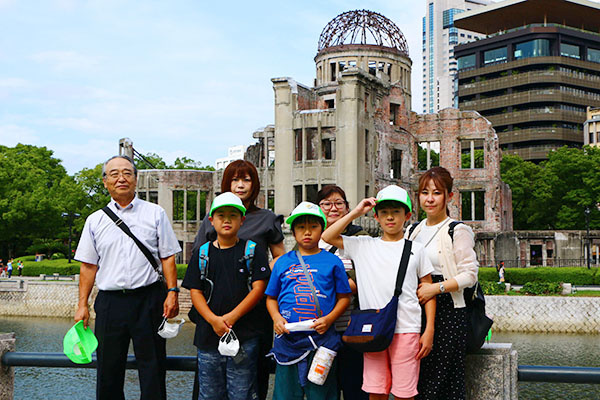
101;280;162;295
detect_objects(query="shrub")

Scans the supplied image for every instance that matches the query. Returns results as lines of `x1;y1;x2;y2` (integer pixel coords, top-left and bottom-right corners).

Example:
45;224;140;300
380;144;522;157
20;259;82;276
176;264;188;280
17;255;37;262
481;281;506;295
479;267;599;285
521;282;562;295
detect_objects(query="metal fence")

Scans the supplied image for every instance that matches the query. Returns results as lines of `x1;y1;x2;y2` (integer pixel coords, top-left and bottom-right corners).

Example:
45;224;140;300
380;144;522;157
478;258;598;268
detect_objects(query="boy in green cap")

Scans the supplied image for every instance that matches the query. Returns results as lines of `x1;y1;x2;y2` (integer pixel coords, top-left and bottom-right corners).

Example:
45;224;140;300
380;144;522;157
266;201;351;399
322;185;435;400
182;192;270;400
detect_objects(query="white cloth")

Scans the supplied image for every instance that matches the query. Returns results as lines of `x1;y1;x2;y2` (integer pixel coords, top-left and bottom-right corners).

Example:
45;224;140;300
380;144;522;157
408;219;479;308
342;236;434;334
411;220;448;274
75;196;181;291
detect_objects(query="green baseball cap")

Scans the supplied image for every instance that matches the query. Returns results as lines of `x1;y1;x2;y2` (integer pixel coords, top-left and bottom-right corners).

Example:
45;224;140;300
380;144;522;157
63;320;98;364
209;192;246;216
286;201;328;229
376;185;412;212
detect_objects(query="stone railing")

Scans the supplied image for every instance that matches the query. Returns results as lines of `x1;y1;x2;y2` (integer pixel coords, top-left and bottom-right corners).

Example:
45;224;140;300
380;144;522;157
486;296;600;333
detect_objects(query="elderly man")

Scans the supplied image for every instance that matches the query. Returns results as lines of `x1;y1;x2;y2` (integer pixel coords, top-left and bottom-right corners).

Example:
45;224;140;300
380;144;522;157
74;155;181;400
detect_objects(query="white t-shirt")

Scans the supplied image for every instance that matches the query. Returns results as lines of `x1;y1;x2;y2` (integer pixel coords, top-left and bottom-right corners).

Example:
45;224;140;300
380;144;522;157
342;236;434;334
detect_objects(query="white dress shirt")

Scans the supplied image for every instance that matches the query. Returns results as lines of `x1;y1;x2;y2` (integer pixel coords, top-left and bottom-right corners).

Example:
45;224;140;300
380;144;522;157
75;196;181;291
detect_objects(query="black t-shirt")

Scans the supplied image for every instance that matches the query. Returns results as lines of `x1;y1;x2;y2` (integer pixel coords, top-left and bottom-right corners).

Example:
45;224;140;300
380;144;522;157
182;239;270;350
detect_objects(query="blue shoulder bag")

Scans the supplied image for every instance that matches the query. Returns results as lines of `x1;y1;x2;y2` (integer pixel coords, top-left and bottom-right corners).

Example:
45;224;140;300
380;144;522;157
342;239;412;353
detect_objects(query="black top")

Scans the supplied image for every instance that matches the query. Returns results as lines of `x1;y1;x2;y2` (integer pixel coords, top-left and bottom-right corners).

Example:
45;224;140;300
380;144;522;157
182;240;270;350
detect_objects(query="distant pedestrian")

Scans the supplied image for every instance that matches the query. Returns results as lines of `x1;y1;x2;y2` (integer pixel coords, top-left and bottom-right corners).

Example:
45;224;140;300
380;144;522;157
17;260;23;276
7;259;13;278
0;259;4;278
498;262;505;283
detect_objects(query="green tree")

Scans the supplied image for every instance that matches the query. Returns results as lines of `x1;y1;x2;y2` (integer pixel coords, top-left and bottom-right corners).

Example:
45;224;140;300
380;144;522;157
135;152;168;170
501;147;600;230
136;152;214;171
0;144;74;256
172;156;215;171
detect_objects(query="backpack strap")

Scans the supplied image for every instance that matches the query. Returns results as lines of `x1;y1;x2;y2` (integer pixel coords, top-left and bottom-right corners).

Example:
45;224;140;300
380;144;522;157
198;242;210;282
239;240;256;290
448;221;464;241
394;240;413;297
407;222;420;240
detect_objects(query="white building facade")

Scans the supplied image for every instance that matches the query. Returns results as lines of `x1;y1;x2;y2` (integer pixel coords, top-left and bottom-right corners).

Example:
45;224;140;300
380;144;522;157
215;144;247;170
422;0;490;114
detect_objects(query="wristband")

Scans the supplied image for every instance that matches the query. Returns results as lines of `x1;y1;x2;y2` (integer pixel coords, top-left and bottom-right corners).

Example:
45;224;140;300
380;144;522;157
167;287;180;293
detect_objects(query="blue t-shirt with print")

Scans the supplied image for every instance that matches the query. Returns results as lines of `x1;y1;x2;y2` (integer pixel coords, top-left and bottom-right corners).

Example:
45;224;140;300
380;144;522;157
265;249;351;322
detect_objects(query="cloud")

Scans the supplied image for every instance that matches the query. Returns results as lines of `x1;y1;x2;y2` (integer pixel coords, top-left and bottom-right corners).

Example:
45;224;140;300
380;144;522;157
0;78;32;89
0;124;39;145
31;51;101;72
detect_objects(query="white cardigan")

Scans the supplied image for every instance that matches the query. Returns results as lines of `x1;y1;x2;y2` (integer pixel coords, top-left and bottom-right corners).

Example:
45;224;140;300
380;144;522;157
408;219;479;308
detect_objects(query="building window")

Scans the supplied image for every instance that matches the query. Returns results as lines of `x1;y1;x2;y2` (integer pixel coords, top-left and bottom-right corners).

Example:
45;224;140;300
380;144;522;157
294;129;302;161
305;128;318;160
322;137;334;160
138;191;147;201
338;61;346;73
267;190;275;211
186;190;197;221
442;8;463;29
418;141;440;170
457;54;476;70
173;190;184;221
587;48;600;63
368;61;377;76
390;103;400;125
449;27;458;45
330;62;337;81
514;39;550;60
199;191;208;220
461;191;485;221
149;191;158;204
294;185;302;206
390;149;402;179
306;185;318;204
560;43;580;59
365;130;370;162
325;99;335;109
484;47;507;65
460;139;484;169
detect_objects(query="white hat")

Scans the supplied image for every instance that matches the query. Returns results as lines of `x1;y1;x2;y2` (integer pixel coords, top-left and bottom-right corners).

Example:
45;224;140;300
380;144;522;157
286;201;327;229
376;185;412;212
210;192;246;216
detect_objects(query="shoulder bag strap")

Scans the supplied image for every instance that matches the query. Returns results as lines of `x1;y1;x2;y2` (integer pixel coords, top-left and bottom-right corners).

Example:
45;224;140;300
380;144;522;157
295;251;323;318
102;206;162;279
394;239;413;297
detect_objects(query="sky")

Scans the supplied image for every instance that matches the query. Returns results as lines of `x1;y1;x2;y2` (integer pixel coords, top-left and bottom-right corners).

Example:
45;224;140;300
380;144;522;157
0;0;426;174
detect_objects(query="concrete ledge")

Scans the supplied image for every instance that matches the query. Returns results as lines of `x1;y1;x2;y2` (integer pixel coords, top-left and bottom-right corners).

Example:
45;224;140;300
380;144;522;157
466;343;517;400
486;295;600;333
0;333;15;400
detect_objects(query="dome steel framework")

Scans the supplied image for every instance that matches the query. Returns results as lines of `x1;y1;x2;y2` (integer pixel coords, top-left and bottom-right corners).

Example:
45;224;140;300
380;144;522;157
317;10;409;56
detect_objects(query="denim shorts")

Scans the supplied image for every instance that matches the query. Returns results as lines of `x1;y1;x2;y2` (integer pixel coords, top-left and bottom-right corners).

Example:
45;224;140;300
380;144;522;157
196;336;260;400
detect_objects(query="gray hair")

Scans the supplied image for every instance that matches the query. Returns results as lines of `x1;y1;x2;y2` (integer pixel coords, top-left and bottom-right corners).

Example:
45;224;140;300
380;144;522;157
102;155;138;178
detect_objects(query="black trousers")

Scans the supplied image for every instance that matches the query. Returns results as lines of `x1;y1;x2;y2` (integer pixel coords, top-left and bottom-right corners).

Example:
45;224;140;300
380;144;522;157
94;281;167;400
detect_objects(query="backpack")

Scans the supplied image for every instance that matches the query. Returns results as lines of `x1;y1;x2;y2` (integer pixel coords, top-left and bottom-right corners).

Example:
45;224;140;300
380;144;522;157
197;239;257;304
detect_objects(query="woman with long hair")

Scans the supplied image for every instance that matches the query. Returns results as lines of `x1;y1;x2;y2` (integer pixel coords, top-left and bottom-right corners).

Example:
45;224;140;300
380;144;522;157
192;159;285;400
408;167;479;400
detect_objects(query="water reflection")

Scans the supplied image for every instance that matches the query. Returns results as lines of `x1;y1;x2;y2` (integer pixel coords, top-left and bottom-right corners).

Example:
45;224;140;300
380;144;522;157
1;316;196;399
492;332;600;400
2;317;599;399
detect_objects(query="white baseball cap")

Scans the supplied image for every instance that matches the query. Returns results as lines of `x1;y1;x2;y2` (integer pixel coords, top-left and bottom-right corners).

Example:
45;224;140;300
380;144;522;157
376;185;412;212
209;192;246;216
286;201;328;229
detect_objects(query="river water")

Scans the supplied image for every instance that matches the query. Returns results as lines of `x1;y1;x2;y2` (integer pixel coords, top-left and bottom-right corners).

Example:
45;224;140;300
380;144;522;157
1;316;599;399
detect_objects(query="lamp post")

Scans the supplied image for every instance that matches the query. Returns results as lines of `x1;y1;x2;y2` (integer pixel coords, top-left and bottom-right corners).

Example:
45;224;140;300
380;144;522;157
584;207;591;269
61;212;81;263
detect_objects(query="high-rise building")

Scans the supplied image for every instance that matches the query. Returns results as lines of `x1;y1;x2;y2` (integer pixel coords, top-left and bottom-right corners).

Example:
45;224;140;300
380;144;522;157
454;0;600;161
422;0;491;114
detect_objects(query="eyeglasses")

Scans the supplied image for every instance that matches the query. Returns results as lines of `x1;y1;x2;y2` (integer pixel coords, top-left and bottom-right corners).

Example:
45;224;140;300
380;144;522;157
105;170;135;180
319;200;346;210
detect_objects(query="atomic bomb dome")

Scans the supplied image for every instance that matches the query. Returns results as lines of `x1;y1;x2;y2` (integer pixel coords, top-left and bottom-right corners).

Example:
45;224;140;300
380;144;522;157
314;10;411;93
317;9;409;56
